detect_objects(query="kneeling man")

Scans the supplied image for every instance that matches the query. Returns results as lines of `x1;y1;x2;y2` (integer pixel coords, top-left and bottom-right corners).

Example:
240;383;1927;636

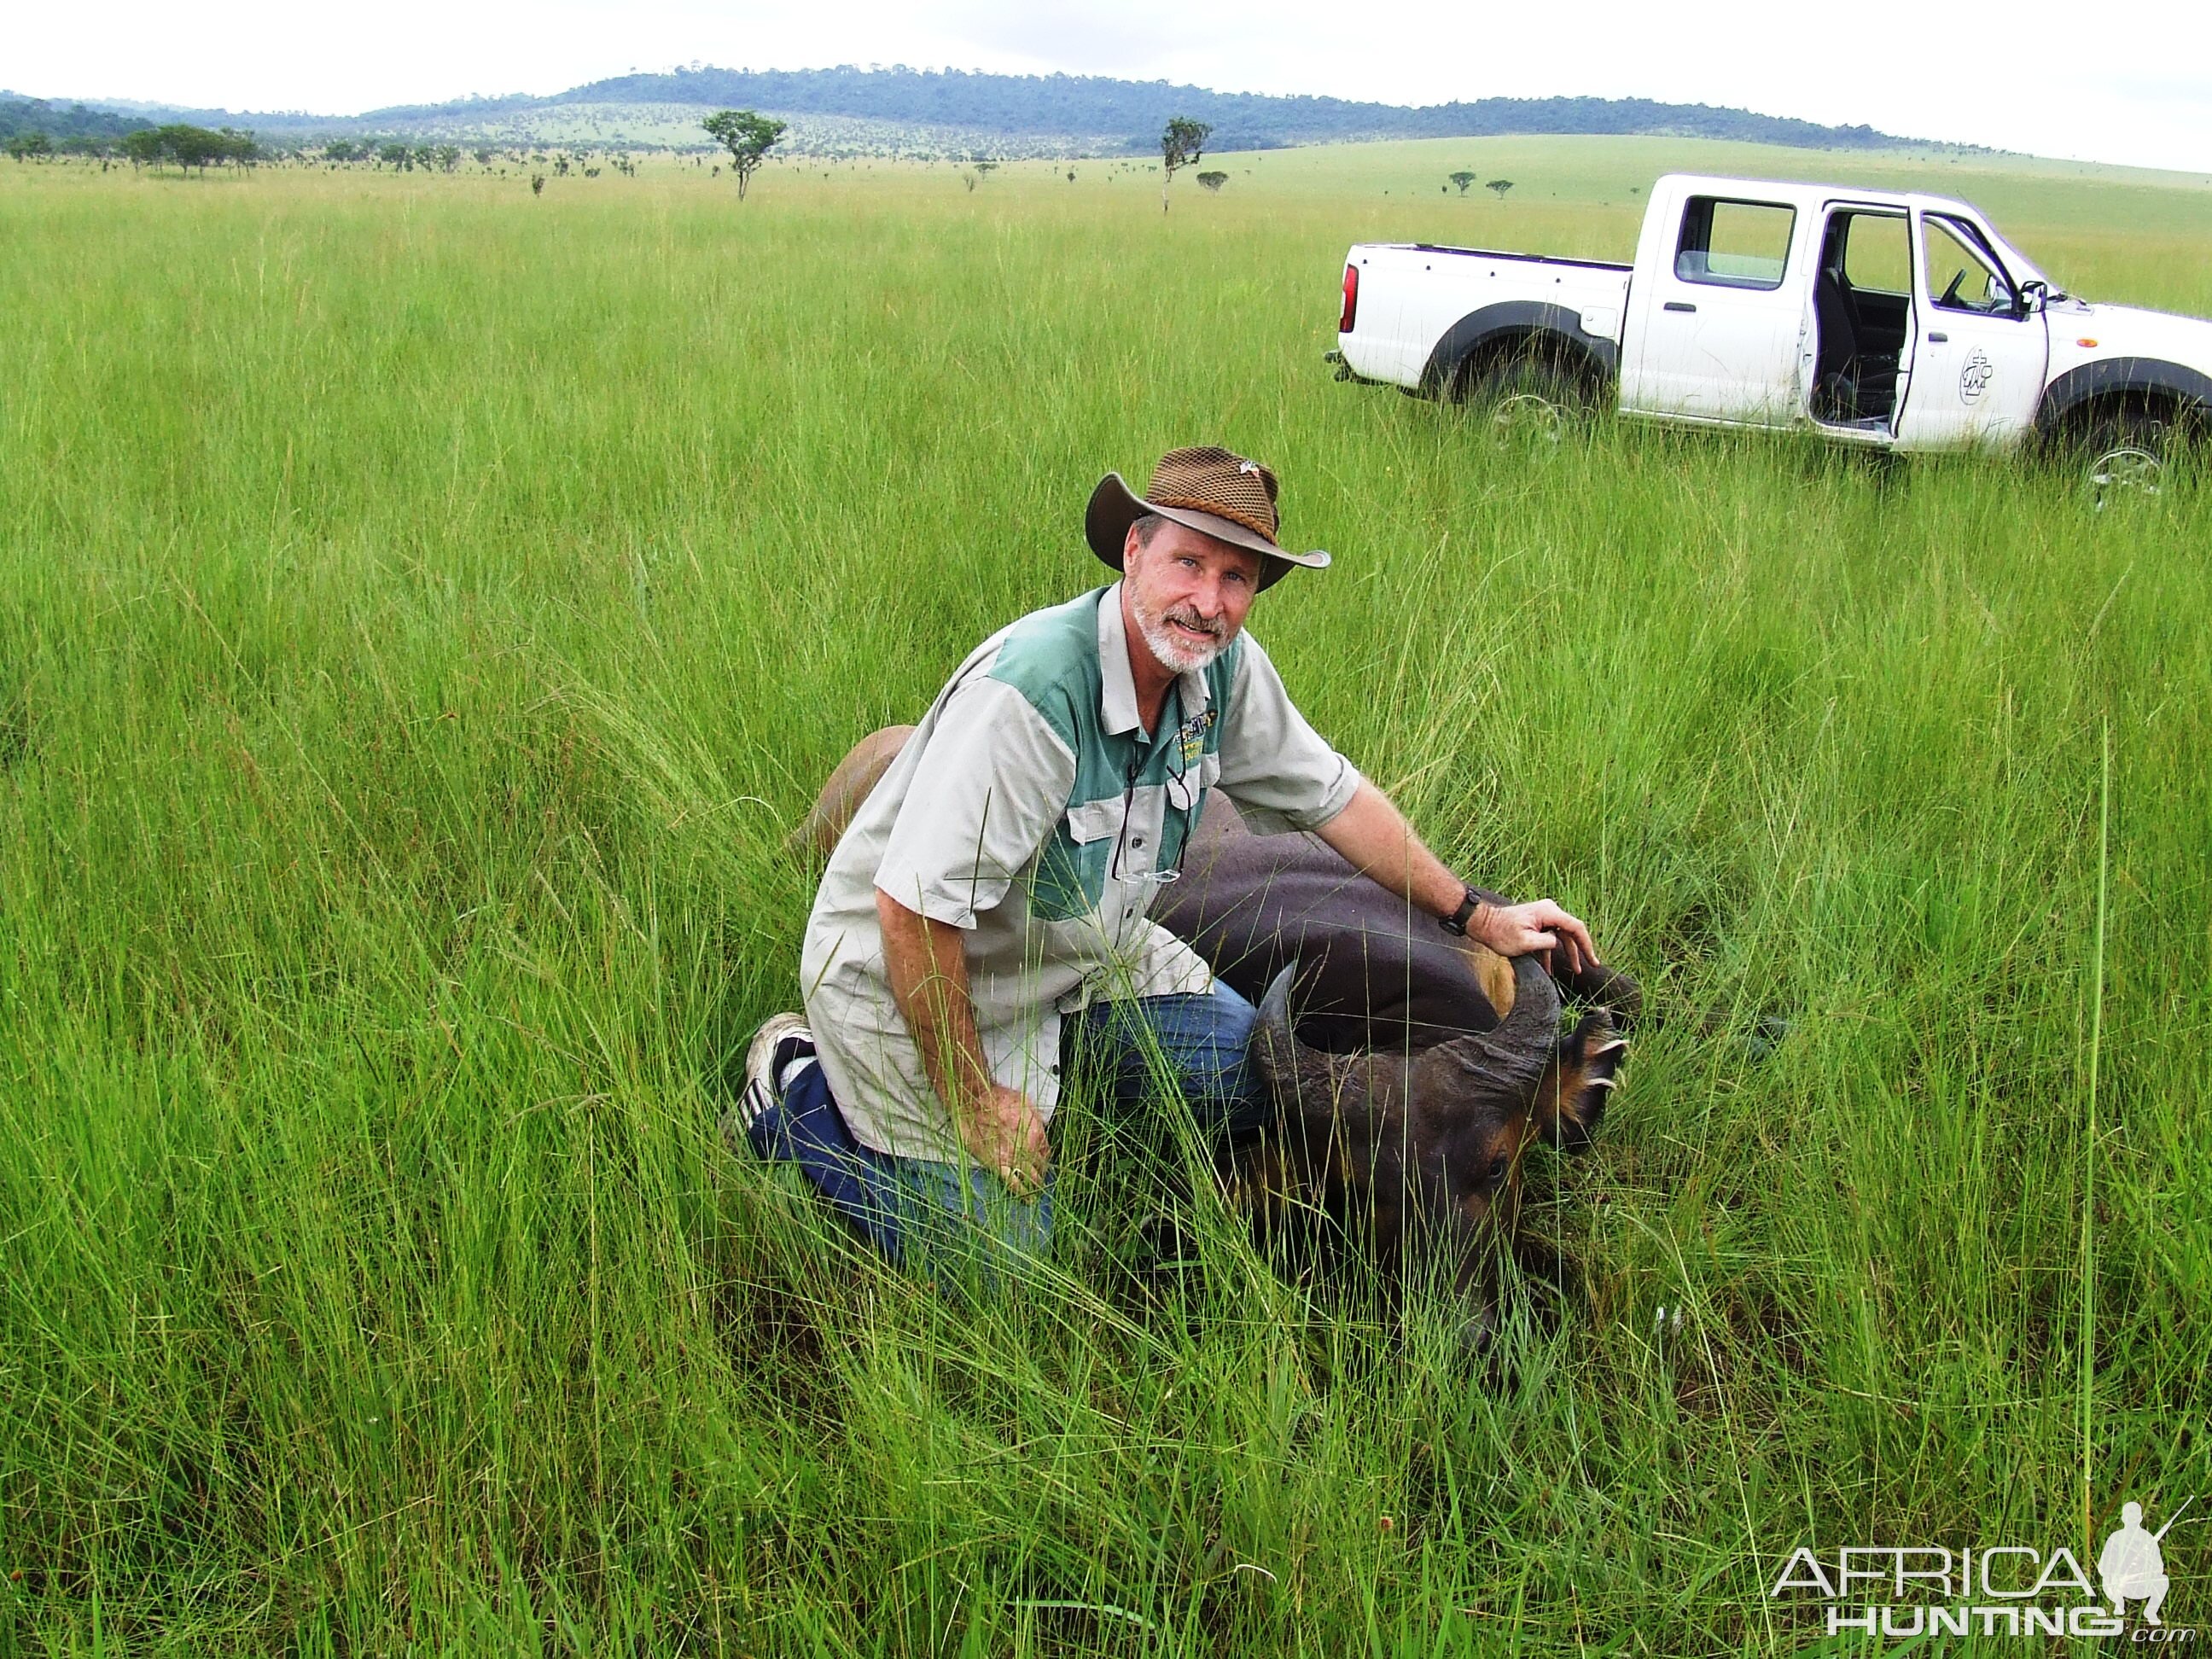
735;446;1598;1268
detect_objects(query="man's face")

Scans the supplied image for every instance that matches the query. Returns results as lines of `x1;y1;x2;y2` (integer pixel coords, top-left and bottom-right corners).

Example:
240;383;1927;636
1123;518;1265;675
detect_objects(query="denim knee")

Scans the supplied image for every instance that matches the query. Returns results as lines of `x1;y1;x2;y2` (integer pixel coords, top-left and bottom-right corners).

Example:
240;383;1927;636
1066;980;1266;1138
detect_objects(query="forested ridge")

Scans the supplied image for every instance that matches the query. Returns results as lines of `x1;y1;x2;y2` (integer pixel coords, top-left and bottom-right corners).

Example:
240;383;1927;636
550;66;1906;150
0;96;152;143
44;65;1919;153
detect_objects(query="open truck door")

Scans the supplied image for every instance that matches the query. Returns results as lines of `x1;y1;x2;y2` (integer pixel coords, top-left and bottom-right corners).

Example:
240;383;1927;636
1894;208;2048;449
1802;204;1918;439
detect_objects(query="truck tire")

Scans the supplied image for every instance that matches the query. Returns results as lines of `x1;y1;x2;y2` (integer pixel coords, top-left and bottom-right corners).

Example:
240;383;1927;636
2076;405;2182;510
1461;353;1593;443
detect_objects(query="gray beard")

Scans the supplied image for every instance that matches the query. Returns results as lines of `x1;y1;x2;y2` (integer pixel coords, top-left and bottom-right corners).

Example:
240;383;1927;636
1132;593;1228;674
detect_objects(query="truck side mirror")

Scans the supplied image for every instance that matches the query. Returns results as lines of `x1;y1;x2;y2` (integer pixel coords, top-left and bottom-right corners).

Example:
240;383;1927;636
2017;278;2049;317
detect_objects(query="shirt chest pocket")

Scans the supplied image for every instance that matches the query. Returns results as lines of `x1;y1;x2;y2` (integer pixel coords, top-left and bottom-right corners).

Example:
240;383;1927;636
1166;751;1221;814
1028;795;1123;923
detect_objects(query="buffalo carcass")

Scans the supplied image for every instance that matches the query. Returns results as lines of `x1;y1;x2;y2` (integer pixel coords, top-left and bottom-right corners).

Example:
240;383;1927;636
1154;791;1633;1342
794;728;1633;1336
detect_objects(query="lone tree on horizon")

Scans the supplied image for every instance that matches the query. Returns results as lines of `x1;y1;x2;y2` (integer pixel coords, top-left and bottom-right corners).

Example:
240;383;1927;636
701;109;787;200
1486;178;1515;199
118;124;257;176
1159;115;1210;212
1450;170;1477;195
1196;170;1226;193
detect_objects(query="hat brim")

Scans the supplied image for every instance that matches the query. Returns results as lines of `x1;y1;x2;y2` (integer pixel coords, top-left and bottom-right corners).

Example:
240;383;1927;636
1085;472;1330;593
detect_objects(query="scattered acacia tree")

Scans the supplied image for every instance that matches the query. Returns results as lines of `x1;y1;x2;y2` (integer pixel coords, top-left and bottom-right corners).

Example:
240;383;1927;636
1450;170;1476;195
378;142;410;170
119;129;162;171
145;125;253;175
1486;178;1515;199
1196;170;1226;193
434;144;460;173
701;108;786;200
1159;115;1210;212
6;132;53;162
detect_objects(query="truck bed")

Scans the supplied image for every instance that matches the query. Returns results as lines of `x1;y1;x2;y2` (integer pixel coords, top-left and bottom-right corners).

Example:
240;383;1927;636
1338;242;1633;393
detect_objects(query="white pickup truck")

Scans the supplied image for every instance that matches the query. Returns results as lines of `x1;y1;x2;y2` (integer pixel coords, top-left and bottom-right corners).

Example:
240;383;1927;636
1332;172;2209;489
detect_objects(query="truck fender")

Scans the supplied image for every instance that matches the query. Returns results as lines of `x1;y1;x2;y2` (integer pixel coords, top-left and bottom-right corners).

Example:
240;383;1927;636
2035;356;2212;438
1417;301;1621;400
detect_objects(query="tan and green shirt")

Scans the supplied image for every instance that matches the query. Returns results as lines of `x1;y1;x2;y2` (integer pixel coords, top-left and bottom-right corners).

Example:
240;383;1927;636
800;583;1359;1163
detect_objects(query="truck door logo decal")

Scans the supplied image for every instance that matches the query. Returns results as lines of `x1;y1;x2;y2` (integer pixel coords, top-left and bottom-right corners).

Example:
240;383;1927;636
1959;349;1994;405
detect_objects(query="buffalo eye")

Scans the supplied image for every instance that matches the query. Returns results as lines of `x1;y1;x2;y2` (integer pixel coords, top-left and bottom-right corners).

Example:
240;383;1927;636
1486;1153;1511;1190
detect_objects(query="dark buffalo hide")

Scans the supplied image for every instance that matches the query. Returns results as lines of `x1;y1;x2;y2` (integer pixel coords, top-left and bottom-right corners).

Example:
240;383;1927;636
1154;792;1633;1344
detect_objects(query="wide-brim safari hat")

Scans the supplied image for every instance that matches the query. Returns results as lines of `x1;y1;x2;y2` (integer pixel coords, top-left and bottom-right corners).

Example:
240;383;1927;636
1086;445;1330;592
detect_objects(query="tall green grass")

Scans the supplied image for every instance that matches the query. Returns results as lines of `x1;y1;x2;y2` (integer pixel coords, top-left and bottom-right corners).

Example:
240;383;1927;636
3;151;2208;1654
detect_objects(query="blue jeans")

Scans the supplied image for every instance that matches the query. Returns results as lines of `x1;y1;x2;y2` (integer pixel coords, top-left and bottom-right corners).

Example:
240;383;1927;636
745;1056;1054;1284
746;981;1263;1272
1061;979;1268;1142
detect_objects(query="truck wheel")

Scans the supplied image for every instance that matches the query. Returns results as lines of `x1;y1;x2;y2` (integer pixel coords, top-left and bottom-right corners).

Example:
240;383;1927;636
1464;356;1589;445
2081;408;2168;510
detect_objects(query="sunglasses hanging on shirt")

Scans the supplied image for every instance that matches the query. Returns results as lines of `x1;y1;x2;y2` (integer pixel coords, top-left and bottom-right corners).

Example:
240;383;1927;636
1109;745;1197;888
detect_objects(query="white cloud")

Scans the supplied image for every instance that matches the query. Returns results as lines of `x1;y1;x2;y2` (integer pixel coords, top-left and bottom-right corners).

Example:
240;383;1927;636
9;0;2209;170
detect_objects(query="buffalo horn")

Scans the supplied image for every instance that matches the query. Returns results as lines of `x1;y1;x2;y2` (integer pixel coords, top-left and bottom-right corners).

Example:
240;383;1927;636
1251;961;1332;1111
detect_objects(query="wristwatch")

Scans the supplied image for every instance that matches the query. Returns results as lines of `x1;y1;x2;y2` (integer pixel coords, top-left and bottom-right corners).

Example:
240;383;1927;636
1440;886;1483;937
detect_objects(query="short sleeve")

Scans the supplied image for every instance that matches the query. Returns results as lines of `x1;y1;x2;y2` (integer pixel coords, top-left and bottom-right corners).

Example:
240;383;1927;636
1215;632;1361;835
872;677;1077;928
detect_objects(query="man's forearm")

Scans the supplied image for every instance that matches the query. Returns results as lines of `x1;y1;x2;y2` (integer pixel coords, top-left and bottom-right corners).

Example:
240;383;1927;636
1313;780;1467;922
875;888;993;1122
1313;778;1600;971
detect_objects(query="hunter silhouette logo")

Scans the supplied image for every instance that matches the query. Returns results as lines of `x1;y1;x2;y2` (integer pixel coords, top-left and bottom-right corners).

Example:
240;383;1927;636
2101;1498;2190;1627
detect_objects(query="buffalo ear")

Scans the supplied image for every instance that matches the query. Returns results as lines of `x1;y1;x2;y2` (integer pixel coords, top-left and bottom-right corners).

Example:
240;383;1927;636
1534;1011;1626;1152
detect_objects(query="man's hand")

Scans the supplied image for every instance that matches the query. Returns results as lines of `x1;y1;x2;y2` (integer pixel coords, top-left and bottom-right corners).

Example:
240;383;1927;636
877;888;1054;1201
1473;898;1598;976
961;1084;1051;1199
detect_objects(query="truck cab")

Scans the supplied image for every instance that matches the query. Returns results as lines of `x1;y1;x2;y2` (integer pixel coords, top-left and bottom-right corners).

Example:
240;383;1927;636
1610;177;2052;449
1617;174;2053;450
1334;172;2210;484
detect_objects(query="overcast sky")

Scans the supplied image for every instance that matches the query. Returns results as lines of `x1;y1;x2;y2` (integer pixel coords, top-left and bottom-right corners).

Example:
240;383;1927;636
12;0;2210;173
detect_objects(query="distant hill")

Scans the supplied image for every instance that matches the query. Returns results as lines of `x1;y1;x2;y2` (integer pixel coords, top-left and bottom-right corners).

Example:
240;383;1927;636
57;65;1928;158
0;95;153;143
539;67;1910;153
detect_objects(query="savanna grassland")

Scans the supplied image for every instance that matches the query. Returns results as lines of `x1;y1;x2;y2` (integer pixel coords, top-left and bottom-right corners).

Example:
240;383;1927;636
3;137;2209;1655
